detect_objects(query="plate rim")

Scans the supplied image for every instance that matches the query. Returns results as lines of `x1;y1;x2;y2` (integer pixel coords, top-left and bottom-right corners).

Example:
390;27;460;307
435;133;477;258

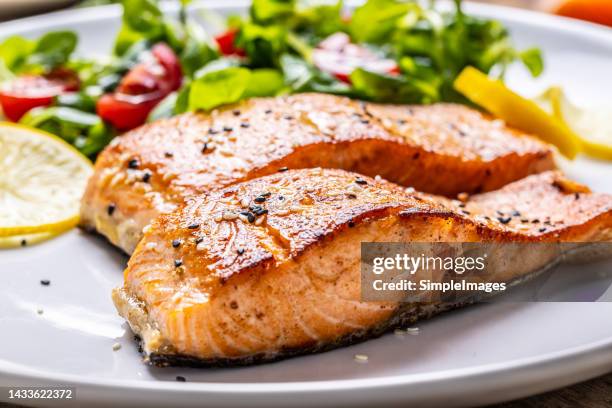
1;0;612;403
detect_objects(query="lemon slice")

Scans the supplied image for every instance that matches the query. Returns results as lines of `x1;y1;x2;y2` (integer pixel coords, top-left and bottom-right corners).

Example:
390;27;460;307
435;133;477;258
0;122;93;239
0;232;55;249
454;67;581;159
535;87;612;161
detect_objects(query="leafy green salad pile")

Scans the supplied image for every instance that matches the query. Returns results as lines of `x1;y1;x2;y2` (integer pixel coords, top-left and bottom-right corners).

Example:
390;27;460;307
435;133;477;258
0;0;543;158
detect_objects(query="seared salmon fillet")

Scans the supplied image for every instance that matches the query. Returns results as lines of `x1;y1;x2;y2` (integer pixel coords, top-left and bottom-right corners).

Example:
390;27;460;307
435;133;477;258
81;93;554;254
112;169;611;367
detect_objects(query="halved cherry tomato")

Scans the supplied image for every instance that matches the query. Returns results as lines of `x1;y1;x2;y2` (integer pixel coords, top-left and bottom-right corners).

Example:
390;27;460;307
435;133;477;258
96;43;182;131
96;93;160;131
0;76;67;122
313;32;400;84
214;29;246;56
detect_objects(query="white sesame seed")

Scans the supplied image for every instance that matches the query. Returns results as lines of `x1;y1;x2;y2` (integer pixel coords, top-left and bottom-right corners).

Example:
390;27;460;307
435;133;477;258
112;342;122;351
405;187;416;194
354;354;368;363
222;211;238;221
406;327;420;335
219;148;234;157
196;242;206;251
142;224;152;234
213;213;223;222
394;328;406;336
240;198;250;208
374;175;382;181
255;216;265;226
347;183;363;194
275;209;289;216
238;214;249;223
290;206;302;213
145;242;157;249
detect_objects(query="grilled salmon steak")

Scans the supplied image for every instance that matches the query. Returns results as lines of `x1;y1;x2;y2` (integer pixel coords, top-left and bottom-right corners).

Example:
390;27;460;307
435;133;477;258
112;169;611;367
82;93;554;254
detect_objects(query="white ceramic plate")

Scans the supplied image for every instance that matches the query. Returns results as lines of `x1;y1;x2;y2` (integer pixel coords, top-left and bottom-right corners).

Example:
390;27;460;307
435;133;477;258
1;1;612;407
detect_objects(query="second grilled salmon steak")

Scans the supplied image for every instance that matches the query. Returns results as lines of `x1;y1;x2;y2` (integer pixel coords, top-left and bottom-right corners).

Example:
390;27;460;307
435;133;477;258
113;169;611;367
81;93;554;254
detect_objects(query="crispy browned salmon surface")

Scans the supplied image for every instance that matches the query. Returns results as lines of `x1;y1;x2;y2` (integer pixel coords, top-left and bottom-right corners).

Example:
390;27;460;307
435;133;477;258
82;93;554;254
112;169;611;367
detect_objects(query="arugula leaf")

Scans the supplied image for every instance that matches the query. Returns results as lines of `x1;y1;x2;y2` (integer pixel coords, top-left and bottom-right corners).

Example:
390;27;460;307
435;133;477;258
280;53;350;95
520;48;543;77
115;0;164;55
350;68;438;103
243;69;285;97
350;0;411;43
29;32;78;69
250;0;295;24
0;36;35;72
238;23;287;67
188;67;251;111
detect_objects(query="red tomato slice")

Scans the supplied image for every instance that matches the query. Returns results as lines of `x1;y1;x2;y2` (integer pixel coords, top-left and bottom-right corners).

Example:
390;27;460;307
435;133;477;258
214;29;246;56
313;33;399;84
0;76;66;122
96;42;183;131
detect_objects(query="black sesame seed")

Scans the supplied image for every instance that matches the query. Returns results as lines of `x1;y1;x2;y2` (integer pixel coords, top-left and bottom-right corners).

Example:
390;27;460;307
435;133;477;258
539;227;547;233
20;239;27;247
187;223;200;229
237;248;245;255
174;259;183;267
521;219;529;223
240;211;251;216
360;119;370;125
348;221;355;228
232;109;241;116
264;109;272;114
532;219;540;224
278;167;289;172
575;193;580;200
347;193;357;199
128;159;139;169
261;192;271;197
240;122;250;128
497;217;512;224
249;205;263;212
201;143;208;153
458;203;466;208
164;151;174;158
254;208;268;216
195;237;204;244
172;239;182;248
254;196;266;203
278;196;285;201
40;279;50;286
208;128;218;135
142;171;151;183
512;210;521;217
107;203;116;216
247;213;256;223
223;126;233;132
355;178;367;185
176;376;186;382
283;115;293;120
461;210;471;215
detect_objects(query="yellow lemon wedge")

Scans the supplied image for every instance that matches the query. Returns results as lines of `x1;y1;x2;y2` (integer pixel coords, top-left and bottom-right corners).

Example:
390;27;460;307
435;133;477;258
454;67;582;159
0;122;93;244
535;87;612;161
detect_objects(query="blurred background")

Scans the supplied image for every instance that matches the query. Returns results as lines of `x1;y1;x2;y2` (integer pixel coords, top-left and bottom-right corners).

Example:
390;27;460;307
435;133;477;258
1;0;611;27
